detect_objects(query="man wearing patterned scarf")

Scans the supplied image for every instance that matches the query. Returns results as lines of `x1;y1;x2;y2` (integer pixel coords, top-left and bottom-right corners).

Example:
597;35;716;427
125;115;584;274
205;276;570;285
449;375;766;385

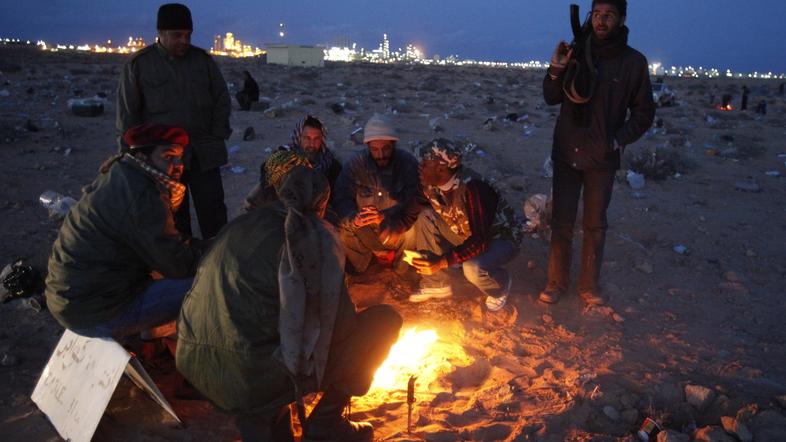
408;138;522;312
45;123;201;338
244;115;342;218
177;156;401;441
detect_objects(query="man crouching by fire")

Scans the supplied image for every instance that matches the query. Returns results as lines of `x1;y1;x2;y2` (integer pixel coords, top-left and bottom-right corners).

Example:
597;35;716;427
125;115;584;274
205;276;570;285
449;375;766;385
176;150;402;441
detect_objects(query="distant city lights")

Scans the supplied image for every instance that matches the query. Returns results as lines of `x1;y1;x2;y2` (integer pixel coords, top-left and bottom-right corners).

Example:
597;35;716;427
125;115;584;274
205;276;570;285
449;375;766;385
1;35;784;79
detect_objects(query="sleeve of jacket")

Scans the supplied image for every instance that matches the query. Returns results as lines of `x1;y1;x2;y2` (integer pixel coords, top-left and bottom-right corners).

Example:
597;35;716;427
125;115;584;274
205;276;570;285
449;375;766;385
208;57;232;140
380;155;424;234
542;67;565;105
124;188;198;278
443;181;498;266
614;57;656;146
333;161;360;229
116;60;142;151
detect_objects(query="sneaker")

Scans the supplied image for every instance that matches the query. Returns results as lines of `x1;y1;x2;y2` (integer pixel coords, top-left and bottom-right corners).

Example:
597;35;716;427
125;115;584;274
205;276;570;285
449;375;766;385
485;275;512;312
538;283;564;304
579;290;606;306
409;285;453;303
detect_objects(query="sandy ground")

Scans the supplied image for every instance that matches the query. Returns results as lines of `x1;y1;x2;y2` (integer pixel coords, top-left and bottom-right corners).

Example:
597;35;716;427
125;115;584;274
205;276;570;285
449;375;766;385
1;45;786;441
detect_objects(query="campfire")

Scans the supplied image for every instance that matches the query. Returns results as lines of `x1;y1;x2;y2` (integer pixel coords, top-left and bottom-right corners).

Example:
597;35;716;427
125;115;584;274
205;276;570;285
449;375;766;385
716;104;735;111
355;326;472;407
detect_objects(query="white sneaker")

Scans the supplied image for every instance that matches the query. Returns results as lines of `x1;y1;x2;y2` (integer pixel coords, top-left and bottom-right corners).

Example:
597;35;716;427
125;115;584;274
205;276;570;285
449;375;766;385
409;286;453;303
485;275;512;312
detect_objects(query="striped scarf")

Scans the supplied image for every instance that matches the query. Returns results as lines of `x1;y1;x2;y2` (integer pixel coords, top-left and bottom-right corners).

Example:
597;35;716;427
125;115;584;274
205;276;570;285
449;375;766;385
289;115;336;174
123;154;187;211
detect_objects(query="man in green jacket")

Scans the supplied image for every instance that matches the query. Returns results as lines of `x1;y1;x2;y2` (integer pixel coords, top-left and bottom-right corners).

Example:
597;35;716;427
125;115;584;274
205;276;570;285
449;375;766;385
116;3;232;239
177;151;402;441
45;123;200;338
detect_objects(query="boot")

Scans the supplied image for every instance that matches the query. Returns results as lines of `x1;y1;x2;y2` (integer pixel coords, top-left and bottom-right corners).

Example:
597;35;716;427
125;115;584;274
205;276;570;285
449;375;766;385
303;388;373;442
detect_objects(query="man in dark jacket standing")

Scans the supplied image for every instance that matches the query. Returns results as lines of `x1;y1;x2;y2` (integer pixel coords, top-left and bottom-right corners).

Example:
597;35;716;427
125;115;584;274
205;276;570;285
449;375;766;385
117;3;232;239
539;0;655;305
45;124;200;338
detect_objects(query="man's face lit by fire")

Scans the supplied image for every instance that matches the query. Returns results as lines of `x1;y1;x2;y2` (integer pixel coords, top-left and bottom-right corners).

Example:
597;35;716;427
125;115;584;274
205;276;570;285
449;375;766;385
367;139;396;169
149;144;185;181
158;29;192;57
591;4;625;41
419;159;455;188
299;126;324;153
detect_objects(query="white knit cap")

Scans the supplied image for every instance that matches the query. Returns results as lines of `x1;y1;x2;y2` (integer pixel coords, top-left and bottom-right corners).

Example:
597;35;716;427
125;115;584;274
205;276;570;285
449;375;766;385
363;113;399;143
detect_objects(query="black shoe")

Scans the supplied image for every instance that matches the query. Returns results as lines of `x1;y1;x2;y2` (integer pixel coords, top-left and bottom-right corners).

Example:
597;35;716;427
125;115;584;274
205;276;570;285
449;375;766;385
303;389;373;442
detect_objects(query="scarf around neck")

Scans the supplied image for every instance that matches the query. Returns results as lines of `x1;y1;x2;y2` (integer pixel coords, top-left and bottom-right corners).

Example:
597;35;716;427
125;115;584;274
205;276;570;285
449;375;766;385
124;154;186;211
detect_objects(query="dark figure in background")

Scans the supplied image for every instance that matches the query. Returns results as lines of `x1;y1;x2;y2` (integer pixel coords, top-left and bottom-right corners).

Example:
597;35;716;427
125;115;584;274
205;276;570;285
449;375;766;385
236;70;260;111
779;82;784;95
539;0;655;306
177;154;401;441
741;86;750;111
117;3;232;240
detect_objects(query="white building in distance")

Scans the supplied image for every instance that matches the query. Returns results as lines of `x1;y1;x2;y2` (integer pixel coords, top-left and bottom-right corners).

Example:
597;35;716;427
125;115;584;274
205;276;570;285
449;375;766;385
266;45;325;67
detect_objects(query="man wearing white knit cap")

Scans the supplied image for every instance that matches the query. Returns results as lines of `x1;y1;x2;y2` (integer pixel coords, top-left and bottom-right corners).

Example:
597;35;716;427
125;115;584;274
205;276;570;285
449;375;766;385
334;114;424;274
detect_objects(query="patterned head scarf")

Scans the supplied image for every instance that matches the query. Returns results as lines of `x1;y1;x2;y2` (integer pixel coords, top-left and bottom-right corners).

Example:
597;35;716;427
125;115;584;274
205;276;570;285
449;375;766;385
421;138;462;169
290;115;336;174
264;150;312;189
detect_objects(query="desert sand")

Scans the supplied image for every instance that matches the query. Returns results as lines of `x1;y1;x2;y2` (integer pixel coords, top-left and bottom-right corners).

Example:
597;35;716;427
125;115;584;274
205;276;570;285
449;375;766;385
1;45;786;441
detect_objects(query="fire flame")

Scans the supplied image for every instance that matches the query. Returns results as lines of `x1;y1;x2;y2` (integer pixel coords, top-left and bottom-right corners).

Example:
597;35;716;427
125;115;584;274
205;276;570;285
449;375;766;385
353;325;472;410
716;104;735;111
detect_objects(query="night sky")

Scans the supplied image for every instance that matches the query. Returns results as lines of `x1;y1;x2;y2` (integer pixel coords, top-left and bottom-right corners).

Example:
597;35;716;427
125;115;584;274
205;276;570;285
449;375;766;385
3;0;786;73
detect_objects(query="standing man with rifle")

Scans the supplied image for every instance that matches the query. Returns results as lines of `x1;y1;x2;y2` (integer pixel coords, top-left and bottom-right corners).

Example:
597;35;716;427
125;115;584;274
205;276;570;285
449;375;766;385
539;0;655;306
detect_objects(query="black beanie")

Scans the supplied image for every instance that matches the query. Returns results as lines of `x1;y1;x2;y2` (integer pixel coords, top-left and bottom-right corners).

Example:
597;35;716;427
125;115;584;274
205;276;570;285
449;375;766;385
592;0;627;17
157;3;193;30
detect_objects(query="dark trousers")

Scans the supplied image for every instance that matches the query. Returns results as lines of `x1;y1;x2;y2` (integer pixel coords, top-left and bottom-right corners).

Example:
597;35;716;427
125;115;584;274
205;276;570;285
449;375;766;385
546;160;615;293
236;91;255;111
175;162;228;239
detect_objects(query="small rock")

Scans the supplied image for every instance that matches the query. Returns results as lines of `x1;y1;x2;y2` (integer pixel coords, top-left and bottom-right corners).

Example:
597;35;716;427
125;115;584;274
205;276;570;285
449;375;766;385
775;394;786;409
722;271;742;282
673;244;689;255
694;425;734;442
542;314;553;324
636;261;654;274
329;102;345;114
63;147;72;156
527;260;537;270
720;416;753;442
24;119;39;132
612;313;625;322
734;179;762;193
602;405;620;421
685;384;716;411
242;126;255;141
765;170;780;177
263;107;280;118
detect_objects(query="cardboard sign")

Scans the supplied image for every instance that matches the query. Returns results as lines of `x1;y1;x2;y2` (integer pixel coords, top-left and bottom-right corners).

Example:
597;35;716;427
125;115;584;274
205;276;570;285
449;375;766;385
31;329;180;442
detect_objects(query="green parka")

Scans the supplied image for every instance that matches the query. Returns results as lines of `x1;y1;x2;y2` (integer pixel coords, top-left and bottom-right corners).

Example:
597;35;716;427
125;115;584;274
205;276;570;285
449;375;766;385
176;203;358;413
45;157;198;330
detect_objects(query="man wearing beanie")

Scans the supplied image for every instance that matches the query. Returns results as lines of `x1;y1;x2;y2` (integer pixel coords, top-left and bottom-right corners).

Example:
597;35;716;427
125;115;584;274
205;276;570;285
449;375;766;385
117;3;232;240
334;113;424;274
540;0;655;306
45;123;200;338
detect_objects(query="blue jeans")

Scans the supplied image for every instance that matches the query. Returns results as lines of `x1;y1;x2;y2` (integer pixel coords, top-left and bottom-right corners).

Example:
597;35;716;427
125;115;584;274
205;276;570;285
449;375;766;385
415;208;518;298
72;278;194;339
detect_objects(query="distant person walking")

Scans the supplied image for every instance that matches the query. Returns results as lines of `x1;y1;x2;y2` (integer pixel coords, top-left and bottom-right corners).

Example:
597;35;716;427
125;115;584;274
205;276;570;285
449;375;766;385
539;0;655;305
117;3;232;239
741;86;750;111
236;70;259;111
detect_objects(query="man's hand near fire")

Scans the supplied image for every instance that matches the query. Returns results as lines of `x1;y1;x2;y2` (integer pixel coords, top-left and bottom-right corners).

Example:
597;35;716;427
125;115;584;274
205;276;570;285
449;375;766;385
353;205;385;228
411;251;448;276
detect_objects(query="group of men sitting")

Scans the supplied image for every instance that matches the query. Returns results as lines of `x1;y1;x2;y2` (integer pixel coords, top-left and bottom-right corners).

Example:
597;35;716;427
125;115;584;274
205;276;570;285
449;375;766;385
43;113;521;441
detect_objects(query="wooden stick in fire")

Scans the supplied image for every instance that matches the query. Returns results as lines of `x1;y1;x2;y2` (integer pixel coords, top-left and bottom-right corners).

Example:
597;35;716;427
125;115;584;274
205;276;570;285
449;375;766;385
407;375;417;434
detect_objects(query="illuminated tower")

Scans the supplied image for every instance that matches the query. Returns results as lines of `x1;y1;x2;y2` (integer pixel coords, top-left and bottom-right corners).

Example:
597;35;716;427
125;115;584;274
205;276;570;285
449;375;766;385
224;32;235;52
213;34;222;52
382;33;390;59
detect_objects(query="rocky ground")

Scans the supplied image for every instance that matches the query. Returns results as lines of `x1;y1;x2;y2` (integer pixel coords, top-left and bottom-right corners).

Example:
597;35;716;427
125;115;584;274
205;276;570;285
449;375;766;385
1;45;786;441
